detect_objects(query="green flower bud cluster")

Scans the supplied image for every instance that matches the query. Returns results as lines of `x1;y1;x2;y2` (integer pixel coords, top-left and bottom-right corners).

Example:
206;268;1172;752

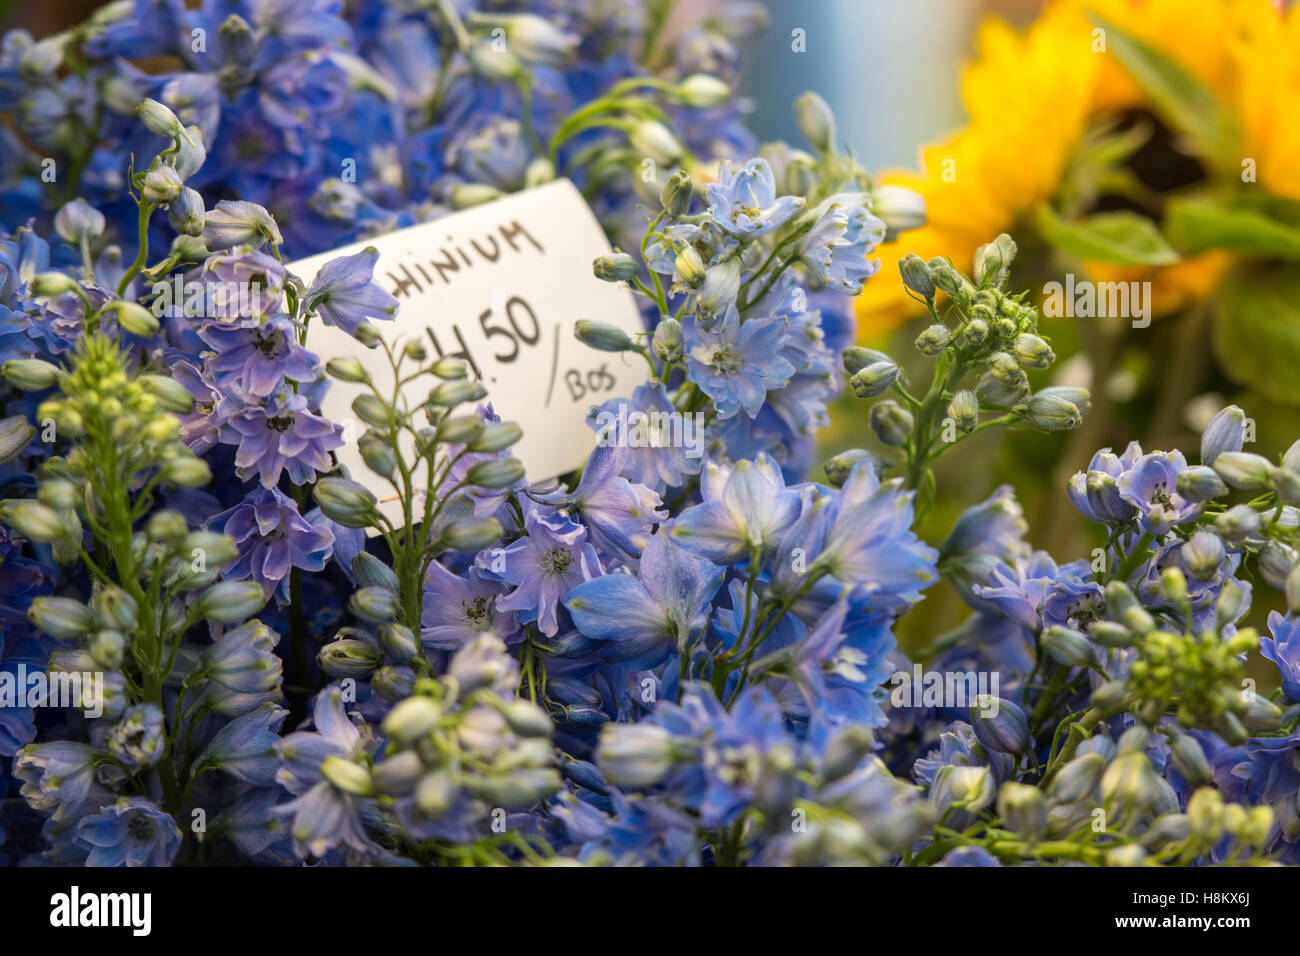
841;236;1088;518
370;635;561;857
1126;627;1258;737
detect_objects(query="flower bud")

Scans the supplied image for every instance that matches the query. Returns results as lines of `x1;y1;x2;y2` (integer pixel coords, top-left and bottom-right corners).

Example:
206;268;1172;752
997;782;1047;840
1242;694;1283;733
944;765;994;813
1186;787;1225;845
1178;530;1224;582
468;422;522;453
358;431;397;479
377;623;419;664
54;199;106;245
574;319;636;352
820;724;876;784
501;699;553;738
182;531;240;568
1090;678;1129;712
1017;393;1082;431
441;516;504;552
449;182;504;209
872;185;926;233
974;234;1017;288
89;629;125;670
1047;752;1106;804
659;170;692;217
1216;578;1248;627
652;317;683;363
914;324;950;355
37;479;78;513
1200;405;1246;466
1089;621;1134;649
110;300;161;338
318;638;383;677
3;358;61;391
372;751;423;796
1258;541;1296;591
794;91;836;152
822;448;874;487
971;696;1030;754
676;73;729;108
1167;729;1212;786
29;596;95;639
141;164;184;204
465;457;525;490
321;756;373;796
928;257;970;300
349;586;398;623
6;499;67;541
462;767;561;808
1106;845;1148;867
842;346;891;375
898;253;935;299
598;723;674;787
674;244;706;287
1212;451;1276;490
1214;503;1260;542
1042;625;1095;667
1141;812;1190;851
1160;566;1189;605
326;357;369;383
196;581;267;622
0;416;35;464
947;390;979;434
159;455;211;487
592;252;638;282
987;351;1027;389
1101;752;1160;815
954;318;989;352
1013;333;1054;370
415;770;456;816
91;587;138;631
136;97;185;138
1176;465;1227;502
630;120;683;166
431;357;468;380
314;478;378;528
849;361;898;399
429;379;488;407
29;272;79;297
869;400;912;447
384;696;442;745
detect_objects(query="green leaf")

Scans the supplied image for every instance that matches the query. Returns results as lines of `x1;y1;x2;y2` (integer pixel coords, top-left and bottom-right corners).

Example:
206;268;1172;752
1036;206;1180;266
1089;12;1236;168
1212;263;1300;403
1165;195;1300;259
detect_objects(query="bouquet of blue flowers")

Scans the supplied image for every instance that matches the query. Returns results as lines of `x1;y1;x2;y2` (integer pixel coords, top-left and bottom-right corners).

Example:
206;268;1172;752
0;0;1294;869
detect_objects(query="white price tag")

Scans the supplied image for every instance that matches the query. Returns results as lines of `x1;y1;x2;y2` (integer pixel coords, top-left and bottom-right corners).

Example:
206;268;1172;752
287;179;647;524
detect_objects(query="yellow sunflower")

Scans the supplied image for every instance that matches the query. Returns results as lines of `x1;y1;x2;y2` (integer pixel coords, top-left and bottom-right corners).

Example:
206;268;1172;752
857;0;1300;338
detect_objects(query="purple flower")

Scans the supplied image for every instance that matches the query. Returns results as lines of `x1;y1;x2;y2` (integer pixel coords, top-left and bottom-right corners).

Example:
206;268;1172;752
1201;405;1247;466
543;443;665;563
686;315;795;419
193;247;288;323
199;316;321;398
1261;611;1300;703
481;507;603;637
219;387;342;487
421;561;516;650
566;530;724;668
75;797;182;867
705;158;803;237
302;246;397;338
586;382;704;492
274;686;375;859
1117;450;1202;536
798;192;885;293
211;486;334;601
669;452;802;563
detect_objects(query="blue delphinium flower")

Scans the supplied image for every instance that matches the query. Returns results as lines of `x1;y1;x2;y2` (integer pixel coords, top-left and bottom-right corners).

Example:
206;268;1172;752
421;561;516;650
274;685;376;859
219;387;342;487
566;529;724;668
1116;450;1202;536
1068;443;1141;525
198;317;320;398
538;443;664;563
196;621;284;717
670;453;802;562
482;506;603;637
210;486;334;602
302;247;398;338
798;192;885;293
1260;611;1300;704
13;741;103;823
586;382;704;491
192;702;289;787
706;158;803;237
74;797;183;867
685;315;795;419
